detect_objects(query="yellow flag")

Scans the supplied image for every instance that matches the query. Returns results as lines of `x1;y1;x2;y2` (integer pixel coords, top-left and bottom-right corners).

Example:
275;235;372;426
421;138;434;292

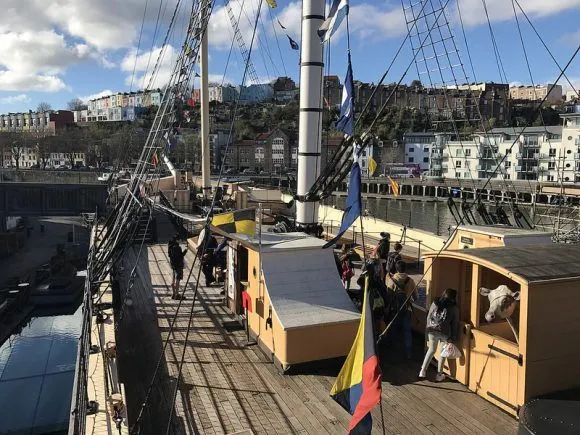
368;156;377;176
266;0;277;7
388;176;400;197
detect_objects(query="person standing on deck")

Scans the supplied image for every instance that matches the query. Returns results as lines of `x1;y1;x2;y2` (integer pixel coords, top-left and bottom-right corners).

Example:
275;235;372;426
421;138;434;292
168;236;188;300
419;288;460;381
199;233;218;286
386;242;403;277
372;232;390;279
339;245;355;290
386;261;417;359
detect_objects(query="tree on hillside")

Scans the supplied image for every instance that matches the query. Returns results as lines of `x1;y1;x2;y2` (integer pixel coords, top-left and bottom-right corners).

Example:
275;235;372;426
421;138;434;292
37;102;52;113
11;135;25;170
67;98;88;111
36;134;56;169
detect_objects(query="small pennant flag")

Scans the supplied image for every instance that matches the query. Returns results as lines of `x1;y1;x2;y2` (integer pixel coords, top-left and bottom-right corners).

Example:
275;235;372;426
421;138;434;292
318;0;349;42
265;0;277;8
287;35;299;50
211;208;256;235
152;151;159;167
388;176;400;197
277;19;286;29
368;156;377;177
335;55;354;136
242;291;252;312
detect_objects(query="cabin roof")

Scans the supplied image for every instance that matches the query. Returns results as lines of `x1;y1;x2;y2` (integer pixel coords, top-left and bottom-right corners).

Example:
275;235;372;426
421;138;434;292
428;244;580;283
227;231;327;252
261;247;360;329
457;225;552;238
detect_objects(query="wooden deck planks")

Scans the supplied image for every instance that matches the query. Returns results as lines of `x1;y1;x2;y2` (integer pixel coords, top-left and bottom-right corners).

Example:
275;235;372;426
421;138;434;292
118;243;519;435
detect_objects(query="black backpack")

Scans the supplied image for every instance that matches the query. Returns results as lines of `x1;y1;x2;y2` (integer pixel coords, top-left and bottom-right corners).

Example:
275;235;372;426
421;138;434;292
427;305;449;333
386;252;401;274
377;237;390;259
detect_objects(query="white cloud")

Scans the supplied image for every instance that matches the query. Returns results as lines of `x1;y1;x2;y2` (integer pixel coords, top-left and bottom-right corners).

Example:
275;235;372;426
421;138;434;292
79;89;115;103
273;2;405;44
121;45;179;90
560;29;580;46
0;94;30;104
0;70;68;92
209;0;266;49
0;31;89;75
453;0;580;27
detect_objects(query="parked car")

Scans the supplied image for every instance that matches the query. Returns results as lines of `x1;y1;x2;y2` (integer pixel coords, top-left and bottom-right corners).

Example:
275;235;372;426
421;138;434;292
97;173;112;182
224;168;236;175
242;169;256;175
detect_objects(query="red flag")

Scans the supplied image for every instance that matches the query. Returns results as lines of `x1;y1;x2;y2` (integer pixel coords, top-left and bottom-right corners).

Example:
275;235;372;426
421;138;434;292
241;291;252;312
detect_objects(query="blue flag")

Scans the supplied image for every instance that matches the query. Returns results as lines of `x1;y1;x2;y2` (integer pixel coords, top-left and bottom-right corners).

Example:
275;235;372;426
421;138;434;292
335;55;354;136
287;35;299;50
318;0;349;42
323;161;361;248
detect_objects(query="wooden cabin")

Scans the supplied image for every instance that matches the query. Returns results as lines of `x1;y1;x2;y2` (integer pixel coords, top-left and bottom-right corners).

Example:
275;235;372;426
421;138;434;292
422;243;580;416
447;225;552;250
410;226;553;334
223;232;360;372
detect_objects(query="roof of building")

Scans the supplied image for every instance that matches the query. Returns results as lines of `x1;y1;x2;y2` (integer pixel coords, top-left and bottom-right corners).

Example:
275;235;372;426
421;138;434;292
428;244;580;283
457;225;551;238
486;126;563;136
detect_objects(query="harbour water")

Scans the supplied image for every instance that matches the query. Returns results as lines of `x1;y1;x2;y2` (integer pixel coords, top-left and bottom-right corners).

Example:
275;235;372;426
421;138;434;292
0;304;82;434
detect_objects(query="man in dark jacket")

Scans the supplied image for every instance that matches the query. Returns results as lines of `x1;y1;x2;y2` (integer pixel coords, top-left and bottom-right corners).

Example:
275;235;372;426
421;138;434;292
373;232;390;279
168;236;188;299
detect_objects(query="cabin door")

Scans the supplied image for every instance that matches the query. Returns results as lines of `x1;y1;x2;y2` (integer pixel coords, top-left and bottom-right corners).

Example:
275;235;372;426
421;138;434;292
468;329;521;416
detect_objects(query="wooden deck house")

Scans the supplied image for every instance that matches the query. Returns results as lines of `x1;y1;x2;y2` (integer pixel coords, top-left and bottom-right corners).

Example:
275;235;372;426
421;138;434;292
422;243;580;416
446;225;552;250
221;231;360;371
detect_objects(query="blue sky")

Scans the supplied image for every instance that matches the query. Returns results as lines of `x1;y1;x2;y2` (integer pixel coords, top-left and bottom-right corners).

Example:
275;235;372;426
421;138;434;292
0;0;578;113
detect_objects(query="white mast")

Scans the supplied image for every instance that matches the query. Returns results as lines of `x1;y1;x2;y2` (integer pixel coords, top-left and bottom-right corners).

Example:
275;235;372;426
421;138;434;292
295;0;325;232
200;0;211;197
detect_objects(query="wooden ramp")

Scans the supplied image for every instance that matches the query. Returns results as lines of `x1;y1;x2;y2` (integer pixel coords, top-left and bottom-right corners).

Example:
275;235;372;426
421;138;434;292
118;243;518;435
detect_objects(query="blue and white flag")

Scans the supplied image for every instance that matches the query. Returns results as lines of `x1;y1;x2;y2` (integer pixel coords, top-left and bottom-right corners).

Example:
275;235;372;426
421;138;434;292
335;56;354;137
323;158;362;248
318;0;349;42
287;35;299;50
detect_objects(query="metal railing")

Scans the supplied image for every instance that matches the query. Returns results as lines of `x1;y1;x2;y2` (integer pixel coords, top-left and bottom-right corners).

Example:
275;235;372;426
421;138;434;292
68;223;97;435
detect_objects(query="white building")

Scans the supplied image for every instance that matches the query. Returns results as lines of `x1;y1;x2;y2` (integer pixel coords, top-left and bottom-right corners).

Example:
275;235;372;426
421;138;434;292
438;115;580;183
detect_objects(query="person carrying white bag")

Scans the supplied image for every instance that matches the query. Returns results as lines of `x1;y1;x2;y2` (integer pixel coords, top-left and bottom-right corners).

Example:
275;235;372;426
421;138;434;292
419;288;460;381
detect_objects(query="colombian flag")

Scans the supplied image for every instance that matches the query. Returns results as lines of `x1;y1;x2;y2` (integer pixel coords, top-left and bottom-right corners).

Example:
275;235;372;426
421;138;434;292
330;277;382;433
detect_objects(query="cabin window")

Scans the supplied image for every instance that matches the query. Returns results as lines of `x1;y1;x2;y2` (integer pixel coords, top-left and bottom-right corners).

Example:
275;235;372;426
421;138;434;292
477;267;520;344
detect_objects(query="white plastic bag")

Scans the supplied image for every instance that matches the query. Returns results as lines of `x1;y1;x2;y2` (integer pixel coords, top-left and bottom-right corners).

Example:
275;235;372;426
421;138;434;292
440;342;461;359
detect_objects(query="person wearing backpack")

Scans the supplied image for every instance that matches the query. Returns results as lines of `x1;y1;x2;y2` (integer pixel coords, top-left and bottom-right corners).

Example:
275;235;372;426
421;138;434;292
386;261;417;359
386;242;403;277
419;288;460;381
372;232;390;279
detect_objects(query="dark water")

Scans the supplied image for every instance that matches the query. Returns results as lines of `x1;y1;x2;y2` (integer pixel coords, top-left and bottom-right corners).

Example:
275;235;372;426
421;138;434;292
328;196;562;236
0;304;82;434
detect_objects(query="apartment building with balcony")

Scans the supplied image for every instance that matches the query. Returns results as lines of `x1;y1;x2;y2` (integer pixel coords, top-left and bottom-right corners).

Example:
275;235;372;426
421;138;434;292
85;90;162;122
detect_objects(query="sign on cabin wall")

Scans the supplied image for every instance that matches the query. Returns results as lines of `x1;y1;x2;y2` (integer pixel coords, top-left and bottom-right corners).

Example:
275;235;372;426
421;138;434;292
227;245;236;300
460;236;474;246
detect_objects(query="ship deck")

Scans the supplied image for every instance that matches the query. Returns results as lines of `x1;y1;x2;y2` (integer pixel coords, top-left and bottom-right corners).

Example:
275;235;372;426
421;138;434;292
116;242;518;435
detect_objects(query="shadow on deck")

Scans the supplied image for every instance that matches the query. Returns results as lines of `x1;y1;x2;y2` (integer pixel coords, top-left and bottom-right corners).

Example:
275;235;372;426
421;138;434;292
115;243;518;435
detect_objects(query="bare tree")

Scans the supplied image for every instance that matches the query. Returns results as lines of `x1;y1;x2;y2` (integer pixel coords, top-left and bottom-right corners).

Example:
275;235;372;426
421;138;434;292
36;134;54;169
37;102;52;113
11;136;24;170
67;98;88;111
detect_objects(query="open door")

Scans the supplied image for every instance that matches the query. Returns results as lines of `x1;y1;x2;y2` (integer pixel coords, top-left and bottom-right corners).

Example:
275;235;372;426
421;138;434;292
431;258;472;384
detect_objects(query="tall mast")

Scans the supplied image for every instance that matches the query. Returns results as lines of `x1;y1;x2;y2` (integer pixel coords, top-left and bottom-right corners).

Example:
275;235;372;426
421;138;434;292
295;0;325;232
200;0;211;197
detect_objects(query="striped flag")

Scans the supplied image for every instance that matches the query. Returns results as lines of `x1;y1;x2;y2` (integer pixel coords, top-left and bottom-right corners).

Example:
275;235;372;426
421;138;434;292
330;276;382;433
368;156;377;177
388;176;400;197
335;54;354;137
265;0;277;7
318;0;349;42
211;208;256;235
